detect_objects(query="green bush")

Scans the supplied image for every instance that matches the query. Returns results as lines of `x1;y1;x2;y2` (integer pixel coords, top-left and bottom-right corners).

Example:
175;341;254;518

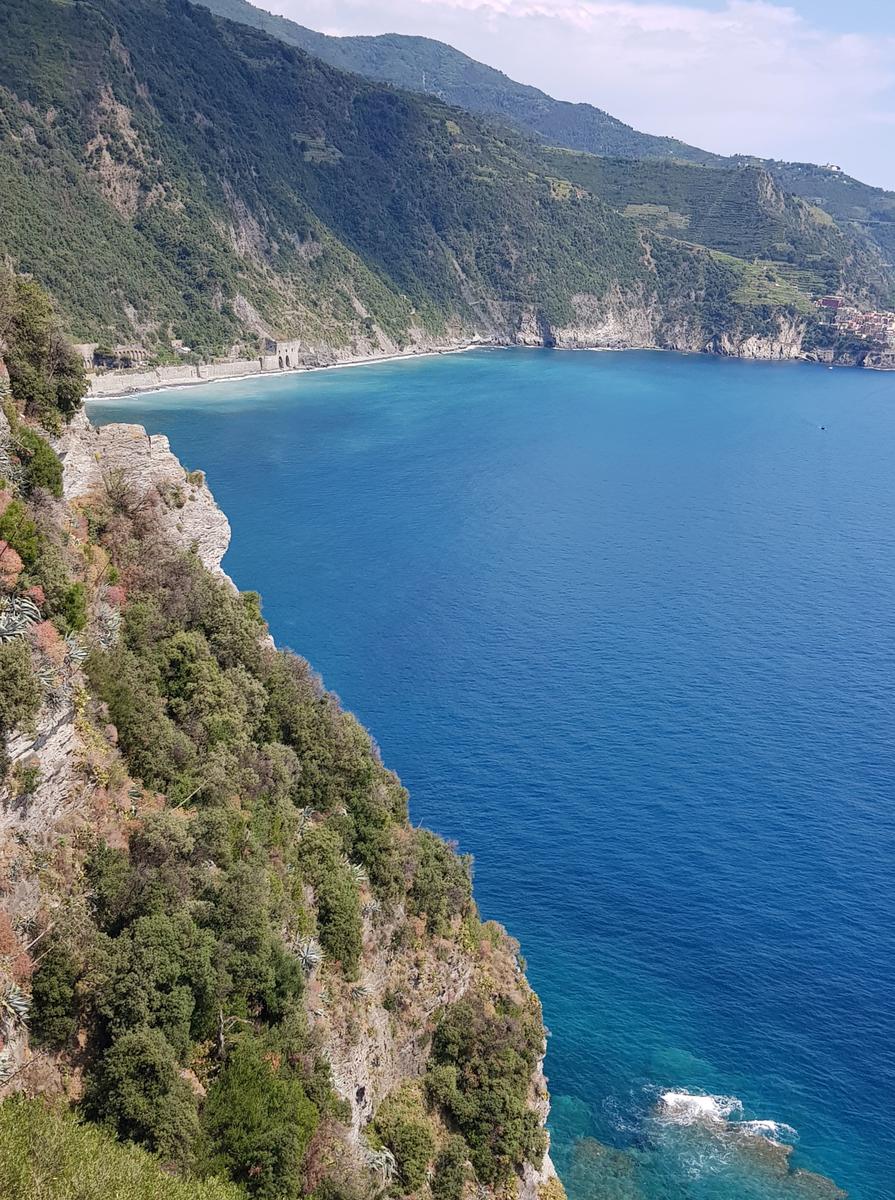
59;582;87;632
93;911;218;1058
201;1036;318;1199
431;1136;468;1200
372;1086;436;1193
0;1098;241;1200
83;1026;200;1166
0;638;39;733
0;639;40;776
30;943;80;1049
0;273;86;424
408;830;472;936
427;993;547;1185
16;426;63;498
315;868;362;980
0;499;41;568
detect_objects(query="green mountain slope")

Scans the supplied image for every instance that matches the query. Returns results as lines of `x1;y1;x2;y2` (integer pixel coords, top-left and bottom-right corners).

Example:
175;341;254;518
195;0;895;283
0;0;807;358
544;151;894;306
197;0;720;165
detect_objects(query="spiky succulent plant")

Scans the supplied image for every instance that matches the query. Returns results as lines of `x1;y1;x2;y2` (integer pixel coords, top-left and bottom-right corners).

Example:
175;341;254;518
295;937;322;974
0;596;41;642
0;442;24;490
363;1145;397;1182
342;858;369;887
94;602;122;649
0;1050;14;1086
1;984;30;1033
64;634;88;665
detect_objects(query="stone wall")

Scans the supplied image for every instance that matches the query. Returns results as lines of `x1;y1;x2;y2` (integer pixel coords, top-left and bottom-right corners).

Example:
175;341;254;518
87;358;264;397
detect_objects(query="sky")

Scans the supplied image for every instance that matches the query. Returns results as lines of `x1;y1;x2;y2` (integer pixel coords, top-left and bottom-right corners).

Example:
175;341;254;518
264;0;895;189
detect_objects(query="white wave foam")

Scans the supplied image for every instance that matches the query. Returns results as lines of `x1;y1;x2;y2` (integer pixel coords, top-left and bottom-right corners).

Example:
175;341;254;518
738;1119;798;1143
659;1091;743;1125
657;1091;797;1144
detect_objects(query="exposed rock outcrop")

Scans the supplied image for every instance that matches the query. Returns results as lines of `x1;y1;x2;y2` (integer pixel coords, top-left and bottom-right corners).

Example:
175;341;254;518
55;412;231;575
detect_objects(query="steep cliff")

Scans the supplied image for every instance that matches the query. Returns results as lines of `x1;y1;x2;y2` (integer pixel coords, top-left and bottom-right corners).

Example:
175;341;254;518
0;387;562;1200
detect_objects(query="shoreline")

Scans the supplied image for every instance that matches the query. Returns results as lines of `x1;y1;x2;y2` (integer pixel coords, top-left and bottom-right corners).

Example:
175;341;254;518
86;340;490;401
85;339;884;404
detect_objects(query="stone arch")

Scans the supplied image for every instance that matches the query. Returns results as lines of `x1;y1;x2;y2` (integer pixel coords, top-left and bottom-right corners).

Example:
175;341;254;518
278;355;284;369
285;354;291;367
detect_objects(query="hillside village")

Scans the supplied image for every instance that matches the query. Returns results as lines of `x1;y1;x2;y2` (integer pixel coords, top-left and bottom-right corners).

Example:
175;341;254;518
813;297;895;367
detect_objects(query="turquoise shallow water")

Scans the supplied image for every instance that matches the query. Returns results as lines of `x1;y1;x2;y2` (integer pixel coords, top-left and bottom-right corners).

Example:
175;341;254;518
92;349;895;1200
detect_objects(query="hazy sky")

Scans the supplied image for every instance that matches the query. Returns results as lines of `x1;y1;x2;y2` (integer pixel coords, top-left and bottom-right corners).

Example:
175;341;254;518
264;0;895;189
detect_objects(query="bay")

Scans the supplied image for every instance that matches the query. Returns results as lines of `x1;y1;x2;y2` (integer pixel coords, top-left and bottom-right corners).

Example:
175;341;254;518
91;348;895;1200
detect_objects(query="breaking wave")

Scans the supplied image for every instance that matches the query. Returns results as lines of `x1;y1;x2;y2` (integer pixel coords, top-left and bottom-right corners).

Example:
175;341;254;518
658;1091;798;1145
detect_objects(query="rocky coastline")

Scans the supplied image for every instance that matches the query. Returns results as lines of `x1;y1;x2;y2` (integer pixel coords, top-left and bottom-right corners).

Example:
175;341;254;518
87;306;880;401
1;404;562;1200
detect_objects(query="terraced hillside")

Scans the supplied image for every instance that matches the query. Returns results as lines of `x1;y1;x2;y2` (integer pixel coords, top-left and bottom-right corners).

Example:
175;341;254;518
542;152;895;309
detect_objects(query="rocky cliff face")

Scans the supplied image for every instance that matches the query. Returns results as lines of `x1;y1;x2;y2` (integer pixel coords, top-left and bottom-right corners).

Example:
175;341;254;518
0;410;561;1199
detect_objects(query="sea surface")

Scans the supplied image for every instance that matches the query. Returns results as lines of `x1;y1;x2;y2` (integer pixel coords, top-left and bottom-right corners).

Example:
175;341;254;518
91;349;895;1200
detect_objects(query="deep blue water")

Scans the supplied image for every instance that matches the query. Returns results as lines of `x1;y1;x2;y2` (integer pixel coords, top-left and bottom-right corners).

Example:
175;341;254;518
92;349;895;1200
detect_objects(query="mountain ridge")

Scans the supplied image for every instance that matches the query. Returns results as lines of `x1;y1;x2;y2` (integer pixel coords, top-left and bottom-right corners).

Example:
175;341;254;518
1;0;837;365
194;0;895;284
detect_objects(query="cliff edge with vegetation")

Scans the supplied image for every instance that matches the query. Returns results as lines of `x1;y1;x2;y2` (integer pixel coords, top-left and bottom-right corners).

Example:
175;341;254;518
0;272;563;1200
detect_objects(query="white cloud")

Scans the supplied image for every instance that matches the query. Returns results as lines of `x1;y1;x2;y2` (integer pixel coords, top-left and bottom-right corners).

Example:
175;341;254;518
271;0;895;186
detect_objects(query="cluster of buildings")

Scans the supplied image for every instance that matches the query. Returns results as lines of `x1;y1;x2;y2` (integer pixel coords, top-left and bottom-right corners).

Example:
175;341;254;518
814;296;895;368
73;337;307;374
815;296;895;342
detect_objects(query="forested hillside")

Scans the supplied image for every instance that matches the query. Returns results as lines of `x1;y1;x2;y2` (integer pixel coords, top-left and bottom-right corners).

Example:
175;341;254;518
0;0;878;364
543;152;895;309
197;0;720;164
196;0;895;292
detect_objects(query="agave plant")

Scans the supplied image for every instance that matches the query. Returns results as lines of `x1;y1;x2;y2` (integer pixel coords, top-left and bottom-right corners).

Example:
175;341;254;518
0;596;41;643
94;602;122;650
37;665;68;711
0;442;24;490
363;1145;397;1183
0;984;30;1034
351;982;371;1001
296;807;318;836
0;1050;14;1087
294;937;322;974
64;634;88;665
343;858;369;887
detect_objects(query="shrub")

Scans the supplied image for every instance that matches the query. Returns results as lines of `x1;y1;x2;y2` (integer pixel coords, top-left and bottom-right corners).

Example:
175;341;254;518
57;582;87;633
0;1097;241;1200
408;830;472;936
0;638;39;732
93;911;218;1058
0;638;40;776
83;1025;200;1166
0;499;41;568
16;426;63;498
427;993;547;1185
431;1136;468;1200
1;274;87;424
30;943;79;1048
314;868;362;980
372;1085;436;1193
201;1036;318;1199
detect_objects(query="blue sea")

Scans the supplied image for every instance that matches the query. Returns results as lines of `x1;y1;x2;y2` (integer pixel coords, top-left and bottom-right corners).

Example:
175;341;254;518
91;349;895;1200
